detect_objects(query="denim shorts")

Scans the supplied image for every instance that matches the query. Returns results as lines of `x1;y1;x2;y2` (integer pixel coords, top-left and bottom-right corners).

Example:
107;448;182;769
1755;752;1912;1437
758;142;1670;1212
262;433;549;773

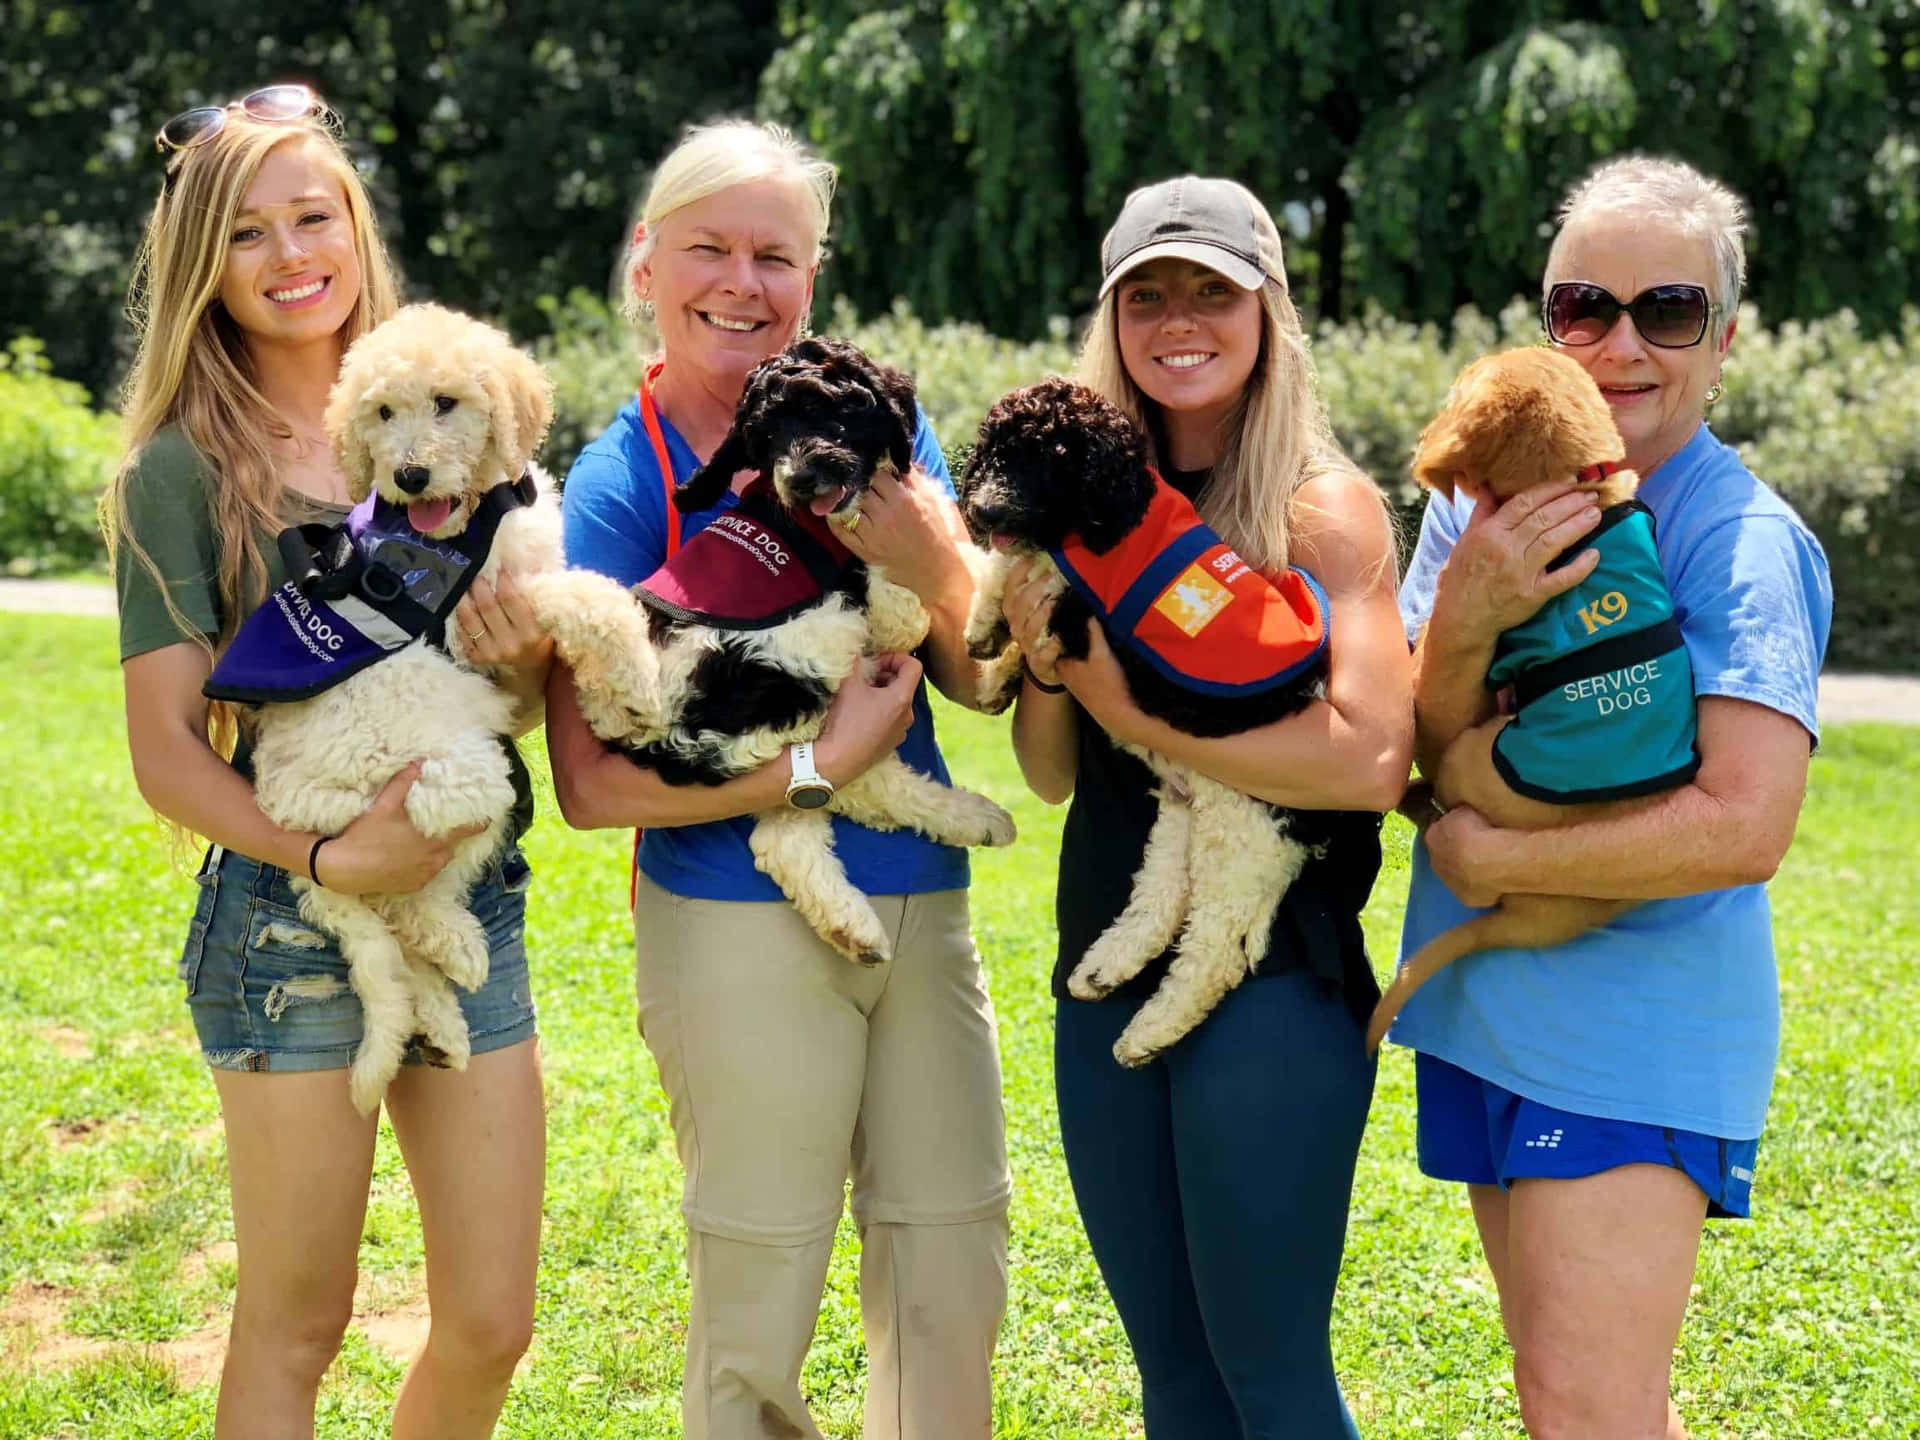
1415;1051;1758;1219
178;843;538;1073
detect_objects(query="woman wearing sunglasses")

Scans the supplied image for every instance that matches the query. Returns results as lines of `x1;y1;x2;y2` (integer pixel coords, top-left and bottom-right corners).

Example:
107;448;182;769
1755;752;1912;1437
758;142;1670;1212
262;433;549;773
104;90;548;1439
1390;156;1832;1437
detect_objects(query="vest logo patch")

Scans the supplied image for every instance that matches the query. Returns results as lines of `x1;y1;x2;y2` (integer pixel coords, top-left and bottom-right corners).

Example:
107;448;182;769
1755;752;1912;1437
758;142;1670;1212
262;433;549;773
1154;563;1234;637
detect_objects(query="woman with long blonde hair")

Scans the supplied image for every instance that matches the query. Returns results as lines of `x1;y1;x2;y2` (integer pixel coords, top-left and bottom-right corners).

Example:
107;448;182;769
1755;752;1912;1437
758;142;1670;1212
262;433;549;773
1005;177;1413;1436
105;89;549;1439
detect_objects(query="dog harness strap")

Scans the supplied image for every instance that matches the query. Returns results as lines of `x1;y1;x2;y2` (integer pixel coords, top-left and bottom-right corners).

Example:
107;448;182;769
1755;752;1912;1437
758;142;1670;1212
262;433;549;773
1049;472;1329;698
202;474;536;705
639;361;683;560
1487;503;1700;804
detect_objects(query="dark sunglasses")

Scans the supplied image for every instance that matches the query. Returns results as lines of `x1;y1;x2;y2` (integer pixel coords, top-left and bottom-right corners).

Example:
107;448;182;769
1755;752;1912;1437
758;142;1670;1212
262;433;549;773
1543;282;1715;350
154;84;318;157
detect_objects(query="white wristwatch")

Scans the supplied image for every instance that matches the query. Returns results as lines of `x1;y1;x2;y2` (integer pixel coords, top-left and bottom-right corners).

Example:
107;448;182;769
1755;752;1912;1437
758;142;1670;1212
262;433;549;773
784;741;835;810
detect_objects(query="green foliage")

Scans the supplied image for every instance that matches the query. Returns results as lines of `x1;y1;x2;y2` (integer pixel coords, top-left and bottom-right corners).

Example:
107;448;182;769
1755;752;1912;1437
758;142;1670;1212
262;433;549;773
762;1;1920;338
528;292;1077;480
3;0;778;400
0;340;117;574
1;613;1916;1435
1711;307;1920;671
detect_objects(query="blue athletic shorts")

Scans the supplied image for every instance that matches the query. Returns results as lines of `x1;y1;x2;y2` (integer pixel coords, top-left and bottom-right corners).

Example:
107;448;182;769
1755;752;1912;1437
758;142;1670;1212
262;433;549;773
178;843;538;1074
1414;1051;1758;1219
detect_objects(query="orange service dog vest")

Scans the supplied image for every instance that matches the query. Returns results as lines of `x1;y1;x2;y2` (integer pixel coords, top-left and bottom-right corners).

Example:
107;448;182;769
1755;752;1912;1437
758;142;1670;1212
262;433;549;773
1048;473;1328;698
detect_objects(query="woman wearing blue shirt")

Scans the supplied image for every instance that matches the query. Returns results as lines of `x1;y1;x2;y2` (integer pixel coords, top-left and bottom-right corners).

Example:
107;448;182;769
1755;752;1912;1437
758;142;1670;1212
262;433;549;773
546;120;1008;1440
1393;157;1833;1438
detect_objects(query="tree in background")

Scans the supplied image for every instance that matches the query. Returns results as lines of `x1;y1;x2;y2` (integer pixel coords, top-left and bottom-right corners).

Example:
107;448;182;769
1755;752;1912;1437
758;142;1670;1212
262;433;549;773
7;1;1920;398
762;0;1920;334
3;0;775;399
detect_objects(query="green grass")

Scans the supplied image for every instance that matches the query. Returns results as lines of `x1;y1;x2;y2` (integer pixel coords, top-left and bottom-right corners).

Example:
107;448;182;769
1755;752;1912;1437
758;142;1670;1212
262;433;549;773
1;612;1914;1438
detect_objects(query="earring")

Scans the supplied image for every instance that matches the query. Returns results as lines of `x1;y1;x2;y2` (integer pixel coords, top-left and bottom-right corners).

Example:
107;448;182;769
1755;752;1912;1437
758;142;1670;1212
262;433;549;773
798;310;814;340
1704;380;1724;408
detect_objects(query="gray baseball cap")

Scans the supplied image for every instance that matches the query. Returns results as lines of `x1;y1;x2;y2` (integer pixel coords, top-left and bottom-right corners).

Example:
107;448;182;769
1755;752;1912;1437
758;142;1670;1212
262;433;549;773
1098;176;1287;297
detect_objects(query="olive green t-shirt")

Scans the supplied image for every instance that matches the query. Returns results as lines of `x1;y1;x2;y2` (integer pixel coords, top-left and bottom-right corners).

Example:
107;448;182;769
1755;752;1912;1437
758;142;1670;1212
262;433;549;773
115;426;536;839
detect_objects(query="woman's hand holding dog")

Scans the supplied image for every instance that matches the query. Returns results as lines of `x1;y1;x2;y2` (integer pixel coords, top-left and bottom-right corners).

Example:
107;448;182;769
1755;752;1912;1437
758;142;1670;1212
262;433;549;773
1004;555;1067;687
816;652;924;786
456;572;554;734
840;468;972;604
312;762;491;897
1430;480;1604;646
1422;802;1506;909
457;572;554;670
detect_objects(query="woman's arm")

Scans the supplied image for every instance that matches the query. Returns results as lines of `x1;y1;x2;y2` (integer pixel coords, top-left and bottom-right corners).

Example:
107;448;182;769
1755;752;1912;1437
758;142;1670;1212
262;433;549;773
1054;470;1413;813
1424;695;1810;905
842;466;989;709
1410;481;1604;776
546;652;924;831
123;643;477;895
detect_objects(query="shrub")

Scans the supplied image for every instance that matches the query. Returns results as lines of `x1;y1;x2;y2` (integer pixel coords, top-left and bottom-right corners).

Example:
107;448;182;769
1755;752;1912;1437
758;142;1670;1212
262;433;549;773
528;294;1917;671
532;291;1077;481
0;338;118;574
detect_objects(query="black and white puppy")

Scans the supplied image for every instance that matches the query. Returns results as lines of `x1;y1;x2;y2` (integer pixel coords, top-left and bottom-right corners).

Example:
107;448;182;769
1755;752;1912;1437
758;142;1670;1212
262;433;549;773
537;338;1015;965
960;377;1332;1064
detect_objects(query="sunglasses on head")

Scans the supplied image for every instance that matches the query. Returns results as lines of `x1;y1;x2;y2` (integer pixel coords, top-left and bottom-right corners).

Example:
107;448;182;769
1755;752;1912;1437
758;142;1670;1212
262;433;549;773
1543;282;1715;350
155;84;319;160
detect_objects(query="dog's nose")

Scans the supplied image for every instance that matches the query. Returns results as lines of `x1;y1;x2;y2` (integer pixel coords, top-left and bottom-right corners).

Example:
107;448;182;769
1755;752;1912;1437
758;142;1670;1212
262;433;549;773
394;466;431;494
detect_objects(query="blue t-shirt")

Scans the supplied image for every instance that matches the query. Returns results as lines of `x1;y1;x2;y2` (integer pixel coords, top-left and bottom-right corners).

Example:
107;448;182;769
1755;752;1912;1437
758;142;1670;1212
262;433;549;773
562;389;970;902
1394;422;1832;1139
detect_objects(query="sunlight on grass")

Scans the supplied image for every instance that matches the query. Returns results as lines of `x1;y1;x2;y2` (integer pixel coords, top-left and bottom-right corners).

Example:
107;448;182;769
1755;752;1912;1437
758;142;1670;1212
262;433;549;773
1;614;1913;1437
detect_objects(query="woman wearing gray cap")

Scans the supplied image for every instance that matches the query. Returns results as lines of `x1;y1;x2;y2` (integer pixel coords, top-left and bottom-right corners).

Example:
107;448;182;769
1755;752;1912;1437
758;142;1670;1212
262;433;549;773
1003;177;1413;1436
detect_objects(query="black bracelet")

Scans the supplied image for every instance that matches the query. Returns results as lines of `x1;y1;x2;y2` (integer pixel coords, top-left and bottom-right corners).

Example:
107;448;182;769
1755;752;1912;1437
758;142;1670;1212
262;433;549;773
308;834;332;887
1024;662;1068;695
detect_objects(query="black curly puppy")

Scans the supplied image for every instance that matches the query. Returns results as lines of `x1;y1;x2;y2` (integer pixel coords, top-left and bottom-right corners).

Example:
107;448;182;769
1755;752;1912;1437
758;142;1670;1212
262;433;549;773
535;336;1015;968
958;377;1333;1065
676;334;919;522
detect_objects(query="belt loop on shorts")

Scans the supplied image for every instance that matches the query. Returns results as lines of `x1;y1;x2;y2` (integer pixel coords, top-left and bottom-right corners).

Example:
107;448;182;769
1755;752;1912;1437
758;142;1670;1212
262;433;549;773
203;843;226;877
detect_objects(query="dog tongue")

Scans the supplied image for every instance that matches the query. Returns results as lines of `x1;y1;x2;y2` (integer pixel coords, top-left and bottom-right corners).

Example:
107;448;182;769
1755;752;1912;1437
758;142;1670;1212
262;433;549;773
407;497;454;533
808;485;851;517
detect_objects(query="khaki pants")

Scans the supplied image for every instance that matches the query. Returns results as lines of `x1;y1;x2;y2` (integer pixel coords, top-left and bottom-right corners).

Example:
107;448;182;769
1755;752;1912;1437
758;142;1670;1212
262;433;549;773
634;874;1010;1439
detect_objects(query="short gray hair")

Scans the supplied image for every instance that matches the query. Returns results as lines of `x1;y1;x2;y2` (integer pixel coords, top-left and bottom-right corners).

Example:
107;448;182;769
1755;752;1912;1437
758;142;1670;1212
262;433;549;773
622;119;837;321
1546;155;1748;317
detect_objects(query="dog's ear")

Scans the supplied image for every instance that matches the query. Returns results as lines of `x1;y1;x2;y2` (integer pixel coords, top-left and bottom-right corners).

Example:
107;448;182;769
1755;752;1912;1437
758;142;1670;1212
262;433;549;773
1411;360;1494;502
1410;413;1467;503
871;360;919;475
1069;385;1151;554
676;426;747;512
477;339;556;479
323;346;379;503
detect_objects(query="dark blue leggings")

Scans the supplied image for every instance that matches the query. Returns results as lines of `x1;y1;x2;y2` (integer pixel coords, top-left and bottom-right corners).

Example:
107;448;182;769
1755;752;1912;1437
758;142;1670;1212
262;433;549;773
1055;969;1377;1439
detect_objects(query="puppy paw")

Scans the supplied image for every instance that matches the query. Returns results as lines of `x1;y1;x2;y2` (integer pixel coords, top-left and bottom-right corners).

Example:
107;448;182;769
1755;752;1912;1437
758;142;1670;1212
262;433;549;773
349;1047;398;1116
1067;958;1117;1001
969;800;1018;848
965;620;1013;660
826;915;892;968
1111;1027;1164;1069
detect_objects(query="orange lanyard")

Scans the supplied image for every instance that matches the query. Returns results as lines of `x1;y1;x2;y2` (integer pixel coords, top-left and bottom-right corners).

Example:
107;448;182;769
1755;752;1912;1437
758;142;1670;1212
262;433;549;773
637;360;683;558
630;361;681;907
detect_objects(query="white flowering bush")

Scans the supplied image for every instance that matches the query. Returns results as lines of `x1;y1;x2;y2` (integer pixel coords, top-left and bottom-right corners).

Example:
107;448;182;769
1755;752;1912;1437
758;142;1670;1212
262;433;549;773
0;339;120;574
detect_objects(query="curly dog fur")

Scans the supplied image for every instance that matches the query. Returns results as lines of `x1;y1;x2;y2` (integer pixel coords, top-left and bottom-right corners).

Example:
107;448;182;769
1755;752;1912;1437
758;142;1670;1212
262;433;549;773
1365;346;1675;1050
536;337;1015;965
241;303;562;1113
960;377;1330;1066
